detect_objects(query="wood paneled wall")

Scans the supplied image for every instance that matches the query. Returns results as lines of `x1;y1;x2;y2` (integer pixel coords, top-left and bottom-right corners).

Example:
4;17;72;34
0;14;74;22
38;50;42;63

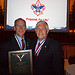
0;30;75;59
62;44;75;59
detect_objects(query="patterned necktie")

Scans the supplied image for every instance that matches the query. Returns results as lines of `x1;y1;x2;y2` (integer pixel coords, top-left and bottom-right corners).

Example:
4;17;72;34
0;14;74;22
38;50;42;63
22;39;25;50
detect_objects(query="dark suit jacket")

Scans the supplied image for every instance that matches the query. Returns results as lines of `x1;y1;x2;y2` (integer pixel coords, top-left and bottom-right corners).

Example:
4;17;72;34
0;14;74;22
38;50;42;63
0;36;32;75
32;37;64;75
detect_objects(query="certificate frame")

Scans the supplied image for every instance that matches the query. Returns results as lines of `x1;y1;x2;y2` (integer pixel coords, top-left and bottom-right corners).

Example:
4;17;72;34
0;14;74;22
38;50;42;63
8;49;33;75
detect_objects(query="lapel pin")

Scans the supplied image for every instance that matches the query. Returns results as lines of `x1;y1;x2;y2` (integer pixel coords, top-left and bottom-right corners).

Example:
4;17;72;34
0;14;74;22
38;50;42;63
27;42;29;46
45;46;46;48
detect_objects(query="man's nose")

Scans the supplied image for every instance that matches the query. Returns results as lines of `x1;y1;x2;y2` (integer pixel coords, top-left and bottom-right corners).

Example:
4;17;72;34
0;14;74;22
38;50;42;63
19;26;23;29
39;28;43;32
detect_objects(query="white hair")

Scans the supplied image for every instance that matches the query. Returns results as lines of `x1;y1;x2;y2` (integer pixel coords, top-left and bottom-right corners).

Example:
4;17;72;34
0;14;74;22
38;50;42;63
36;21;49;29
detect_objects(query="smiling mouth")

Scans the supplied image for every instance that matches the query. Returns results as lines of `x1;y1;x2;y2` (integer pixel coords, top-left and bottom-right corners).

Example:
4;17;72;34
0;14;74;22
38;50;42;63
19;30;23;32
39;34;43;36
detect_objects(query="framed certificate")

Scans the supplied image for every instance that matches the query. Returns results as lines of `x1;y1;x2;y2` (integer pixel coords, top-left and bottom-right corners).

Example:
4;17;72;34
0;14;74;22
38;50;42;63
8;49;33;75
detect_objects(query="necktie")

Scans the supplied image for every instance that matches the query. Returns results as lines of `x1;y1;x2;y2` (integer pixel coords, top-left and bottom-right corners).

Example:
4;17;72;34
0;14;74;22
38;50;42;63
35;42;40;60
38;42;40;48
22;39;25;50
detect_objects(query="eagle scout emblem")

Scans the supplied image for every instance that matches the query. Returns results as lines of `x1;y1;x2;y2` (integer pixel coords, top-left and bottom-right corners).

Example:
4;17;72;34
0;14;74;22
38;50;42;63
31;0;45;16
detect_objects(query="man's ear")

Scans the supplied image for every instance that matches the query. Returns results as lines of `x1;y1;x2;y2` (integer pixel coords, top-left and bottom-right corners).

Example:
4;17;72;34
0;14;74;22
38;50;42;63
25;27;27;31
47;29;49;34
14;26;16;31
35;29;37;33
35;29;36;32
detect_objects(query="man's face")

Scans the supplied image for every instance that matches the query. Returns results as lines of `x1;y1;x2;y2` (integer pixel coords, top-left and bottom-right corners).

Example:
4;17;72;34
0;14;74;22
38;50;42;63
35;23;49;41
14;20;26;38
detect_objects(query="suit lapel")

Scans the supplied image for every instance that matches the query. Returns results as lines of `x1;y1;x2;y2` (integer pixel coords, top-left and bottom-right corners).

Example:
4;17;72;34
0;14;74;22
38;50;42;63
25;37;31;49
11;36;21;50
37;38;50;58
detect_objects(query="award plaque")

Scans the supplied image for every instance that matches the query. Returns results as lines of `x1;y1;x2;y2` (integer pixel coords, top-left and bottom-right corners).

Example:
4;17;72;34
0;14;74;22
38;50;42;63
8;49;33;75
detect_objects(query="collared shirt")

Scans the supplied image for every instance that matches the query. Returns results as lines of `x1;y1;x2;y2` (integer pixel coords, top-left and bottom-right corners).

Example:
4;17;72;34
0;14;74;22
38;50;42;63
35;38;46;56
14;34;26;50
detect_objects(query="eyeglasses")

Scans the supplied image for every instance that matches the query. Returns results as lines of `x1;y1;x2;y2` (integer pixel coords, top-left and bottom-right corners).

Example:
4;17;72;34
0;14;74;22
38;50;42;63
36;27;47;31
16;25;25;27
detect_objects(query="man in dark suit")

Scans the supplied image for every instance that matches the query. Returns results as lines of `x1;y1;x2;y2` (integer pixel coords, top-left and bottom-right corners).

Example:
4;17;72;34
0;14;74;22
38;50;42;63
0;18;32;75
32;21;64;75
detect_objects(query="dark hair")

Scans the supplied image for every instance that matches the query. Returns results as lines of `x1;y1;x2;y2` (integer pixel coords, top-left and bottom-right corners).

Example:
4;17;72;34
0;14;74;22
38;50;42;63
14;18;26;26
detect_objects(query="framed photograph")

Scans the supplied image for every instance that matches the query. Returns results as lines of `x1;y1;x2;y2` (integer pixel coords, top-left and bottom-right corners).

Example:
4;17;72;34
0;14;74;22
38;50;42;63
8;49;33;75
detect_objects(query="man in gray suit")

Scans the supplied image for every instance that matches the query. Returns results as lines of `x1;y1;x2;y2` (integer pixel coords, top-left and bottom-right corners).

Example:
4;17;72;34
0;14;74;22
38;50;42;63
32;21;64;75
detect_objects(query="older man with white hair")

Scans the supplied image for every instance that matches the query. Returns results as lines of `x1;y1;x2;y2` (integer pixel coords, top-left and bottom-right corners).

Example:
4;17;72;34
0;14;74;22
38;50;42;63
32;21;64;75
